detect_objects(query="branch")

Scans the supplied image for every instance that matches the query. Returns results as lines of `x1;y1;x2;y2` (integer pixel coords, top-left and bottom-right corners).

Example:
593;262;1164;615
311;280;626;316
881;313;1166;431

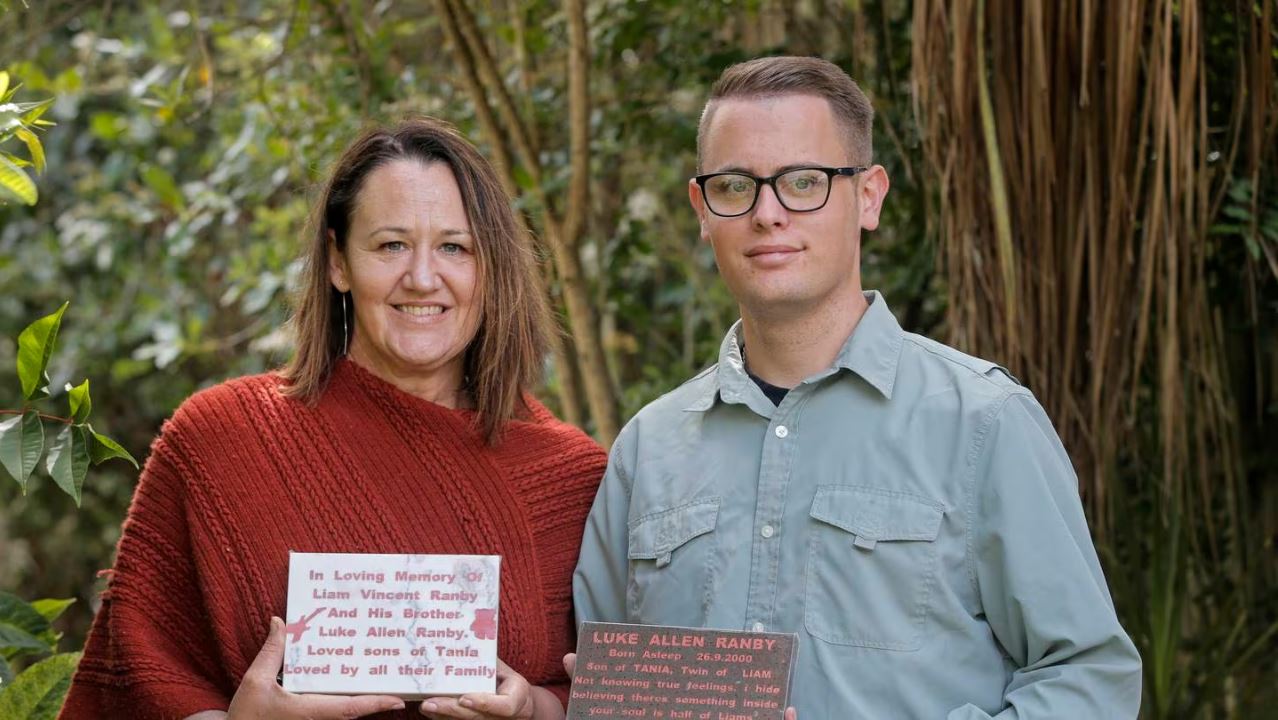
562;0;590;242
320;0;375;112
0;409;74;425
188;0;216;109
434;0;519;199
446;0;545;191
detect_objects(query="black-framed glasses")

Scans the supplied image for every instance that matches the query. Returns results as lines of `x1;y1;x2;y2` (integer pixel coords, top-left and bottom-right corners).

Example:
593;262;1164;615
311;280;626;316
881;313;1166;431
694;166;868;217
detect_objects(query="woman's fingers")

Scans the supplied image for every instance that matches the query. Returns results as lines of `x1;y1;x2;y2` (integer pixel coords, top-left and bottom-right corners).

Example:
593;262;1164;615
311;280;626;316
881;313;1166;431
291;692;405;718
244;617;286;682
419;696;485;719
231;617;404;719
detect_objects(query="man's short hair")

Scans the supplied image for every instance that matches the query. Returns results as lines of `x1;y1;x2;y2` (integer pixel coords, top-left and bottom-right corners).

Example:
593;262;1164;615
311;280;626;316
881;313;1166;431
697;56;874;170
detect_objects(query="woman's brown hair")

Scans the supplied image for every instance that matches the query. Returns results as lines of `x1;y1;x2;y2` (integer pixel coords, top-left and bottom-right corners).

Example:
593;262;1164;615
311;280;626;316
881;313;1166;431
280;116;550;445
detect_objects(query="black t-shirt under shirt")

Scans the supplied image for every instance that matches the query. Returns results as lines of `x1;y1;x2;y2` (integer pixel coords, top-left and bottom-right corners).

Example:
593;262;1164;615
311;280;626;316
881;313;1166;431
744;357;791;406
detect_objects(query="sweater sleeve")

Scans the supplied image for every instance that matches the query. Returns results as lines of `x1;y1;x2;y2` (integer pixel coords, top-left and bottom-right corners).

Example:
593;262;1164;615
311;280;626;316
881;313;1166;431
60;423;233;720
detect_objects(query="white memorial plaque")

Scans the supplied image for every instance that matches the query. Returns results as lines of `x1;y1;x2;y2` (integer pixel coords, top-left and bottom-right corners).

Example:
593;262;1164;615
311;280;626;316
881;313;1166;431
283;552;500;698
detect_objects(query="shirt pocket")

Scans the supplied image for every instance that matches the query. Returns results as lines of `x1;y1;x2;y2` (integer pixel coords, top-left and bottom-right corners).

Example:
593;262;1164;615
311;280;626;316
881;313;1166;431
804;485;945;651
626;497;720;626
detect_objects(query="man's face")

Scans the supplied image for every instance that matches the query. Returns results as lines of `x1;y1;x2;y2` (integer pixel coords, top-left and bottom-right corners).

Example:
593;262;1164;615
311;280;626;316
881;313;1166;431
689;94;887;319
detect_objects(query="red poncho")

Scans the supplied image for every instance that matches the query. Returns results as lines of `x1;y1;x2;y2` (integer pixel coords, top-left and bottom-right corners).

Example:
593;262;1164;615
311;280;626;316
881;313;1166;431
61;359;606;719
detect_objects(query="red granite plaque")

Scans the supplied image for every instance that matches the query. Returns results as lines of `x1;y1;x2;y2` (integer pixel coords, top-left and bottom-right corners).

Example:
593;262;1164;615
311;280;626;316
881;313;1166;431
567;622;797;720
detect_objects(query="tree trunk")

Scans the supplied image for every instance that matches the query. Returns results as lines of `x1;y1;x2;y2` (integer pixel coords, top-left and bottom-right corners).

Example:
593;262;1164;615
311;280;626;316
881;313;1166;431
435;0;620;446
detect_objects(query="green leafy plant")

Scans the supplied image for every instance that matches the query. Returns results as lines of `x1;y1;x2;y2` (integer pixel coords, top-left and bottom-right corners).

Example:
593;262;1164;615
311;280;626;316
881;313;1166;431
0;593;78;719
0;71;53;206
0;304;138;717
1;303;138;504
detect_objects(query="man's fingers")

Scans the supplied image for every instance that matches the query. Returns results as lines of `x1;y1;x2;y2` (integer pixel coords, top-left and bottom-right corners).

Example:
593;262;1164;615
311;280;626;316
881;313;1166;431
784;707;798;720
463;691;520;716
245;616;286;680
293;692;406;719
563;652;577;676
494;667;526;697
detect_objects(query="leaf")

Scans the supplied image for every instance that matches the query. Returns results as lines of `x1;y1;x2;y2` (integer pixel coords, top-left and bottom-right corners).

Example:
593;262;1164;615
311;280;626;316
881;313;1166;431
0;72;8;99
0;652;81;720
1224;204;1252;222
0;626;46;661
140;163;185;211
13;128;44;175
0;412;44;493
45;426;90;507
88;113;122;141
87;428;138;469
0;593;51;661
19;99;52;127
26;600;71;655
0;153;36;205
0;658;12;693
66;380;90;423
27;600;74;627
16;302;67;400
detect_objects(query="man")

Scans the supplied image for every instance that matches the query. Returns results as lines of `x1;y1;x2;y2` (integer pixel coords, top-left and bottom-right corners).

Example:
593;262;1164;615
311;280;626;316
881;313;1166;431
572;56;1142;718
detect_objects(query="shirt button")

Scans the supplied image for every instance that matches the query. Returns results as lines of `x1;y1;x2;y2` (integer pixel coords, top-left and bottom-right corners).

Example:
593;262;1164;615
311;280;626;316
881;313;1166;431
760;524;775;538
752;622;765;632
775;425;789;438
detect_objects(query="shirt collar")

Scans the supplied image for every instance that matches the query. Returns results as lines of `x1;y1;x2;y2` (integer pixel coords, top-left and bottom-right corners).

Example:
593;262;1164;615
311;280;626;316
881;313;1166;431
683;290;904;412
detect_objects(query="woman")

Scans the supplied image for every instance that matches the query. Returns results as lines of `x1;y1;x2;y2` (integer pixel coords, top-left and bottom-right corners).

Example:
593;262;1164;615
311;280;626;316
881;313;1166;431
61;117;607;720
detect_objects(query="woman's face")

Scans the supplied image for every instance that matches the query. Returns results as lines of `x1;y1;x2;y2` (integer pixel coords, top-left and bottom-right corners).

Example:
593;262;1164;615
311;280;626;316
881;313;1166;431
329;159;481;399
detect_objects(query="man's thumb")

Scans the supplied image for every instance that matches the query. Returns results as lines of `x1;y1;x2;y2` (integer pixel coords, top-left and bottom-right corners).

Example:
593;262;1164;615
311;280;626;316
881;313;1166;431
563;652;577;677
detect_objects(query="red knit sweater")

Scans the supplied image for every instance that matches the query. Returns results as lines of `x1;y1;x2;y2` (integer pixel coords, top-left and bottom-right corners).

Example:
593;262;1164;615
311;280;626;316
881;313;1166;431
61;359;606;719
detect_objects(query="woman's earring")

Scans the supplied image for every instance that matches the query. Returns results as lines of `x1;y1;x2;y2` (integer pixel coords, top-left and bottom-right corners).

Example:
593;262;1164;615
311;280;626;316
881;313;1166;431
341;293;349;356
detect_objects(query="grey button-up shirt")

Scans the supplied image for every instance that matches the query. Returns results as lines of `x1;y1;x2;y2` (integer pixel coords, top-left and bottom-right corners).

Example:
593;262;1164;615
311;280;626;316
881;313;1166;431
573;292;1142;719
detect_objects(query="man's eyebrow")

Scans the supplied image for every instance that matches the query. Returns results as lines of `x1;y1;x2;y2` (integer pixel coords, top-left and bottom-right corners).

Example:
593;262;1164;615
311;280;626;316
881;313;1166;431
709;162;828;176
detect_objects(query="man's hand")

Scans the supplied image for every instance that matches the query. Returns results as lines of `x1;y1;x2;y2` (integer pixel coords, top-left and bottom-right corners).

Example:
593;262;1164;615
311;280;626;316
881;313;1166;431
223;617;406;720
419;659;541;720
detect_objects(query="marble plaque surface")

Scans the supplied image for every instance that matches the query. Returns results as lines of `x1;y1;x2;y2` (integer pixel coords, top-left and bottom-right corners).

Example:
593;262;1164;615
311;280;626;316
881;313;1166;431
567;621;797;720
283;552;499;698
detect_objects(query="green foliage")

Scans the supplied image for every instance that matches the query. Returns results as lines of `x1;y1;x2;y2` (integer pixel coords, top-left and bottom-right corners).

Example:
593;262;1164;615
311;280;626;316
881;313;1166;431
0;412;42;492
0;2;1271;717
15;301;64;401
0;590;76;708
2;305;137;505
44;426;89;505
0;652;81;720
0;592;54;661
0;71;54;205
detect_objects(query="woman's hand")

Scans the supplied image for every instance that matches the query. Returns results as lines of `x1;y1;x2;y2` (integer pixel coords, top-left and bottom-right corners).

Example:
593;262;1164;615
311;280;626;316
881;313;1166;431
420;658;559;720
226;617;406;719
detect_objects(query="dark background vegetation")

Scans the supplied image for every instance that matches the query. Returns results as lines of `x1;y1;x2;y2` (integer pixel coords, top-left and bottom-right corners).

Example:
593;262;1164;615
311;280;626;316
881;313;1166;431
1;1;1274;716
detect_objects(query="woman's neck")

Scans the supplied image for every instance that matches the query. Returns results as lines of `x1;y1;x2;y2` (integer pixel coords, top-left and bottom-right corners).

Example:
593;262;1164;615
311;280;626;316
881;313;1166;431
345;348;471;409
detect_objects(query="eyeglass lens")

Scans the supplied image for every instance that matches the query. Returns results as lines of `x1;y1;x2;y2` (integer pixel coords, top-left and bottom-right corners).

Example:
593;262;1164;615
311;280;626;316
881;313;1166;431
703;169;831;216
